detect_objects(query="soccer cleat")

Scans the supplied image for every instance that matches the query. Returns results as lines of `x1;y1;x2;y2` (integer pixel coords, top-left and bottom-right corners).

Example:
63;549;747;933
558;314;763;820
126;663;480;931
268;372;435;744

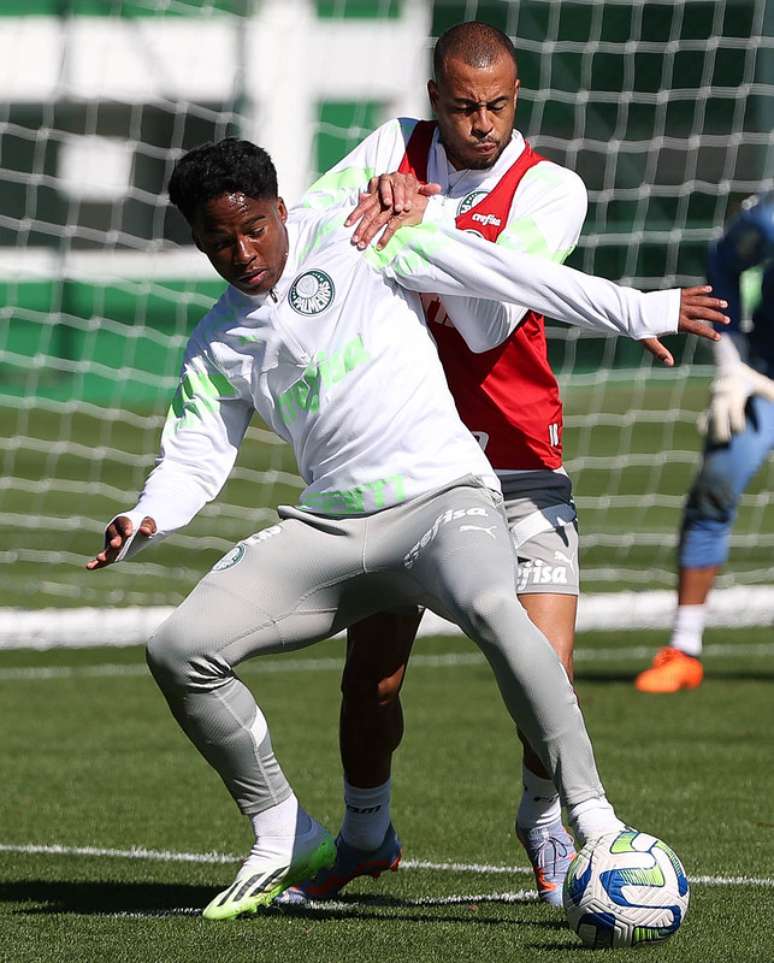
516;820;576;907
635;647;704;694
276;824;402;903
201;819;336;920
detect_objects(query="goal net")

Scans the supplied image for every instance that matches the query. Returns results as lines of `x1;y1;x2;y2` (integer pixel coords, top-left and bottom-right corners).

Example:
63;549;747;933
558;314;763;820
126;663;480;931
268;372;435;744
1;0;773;635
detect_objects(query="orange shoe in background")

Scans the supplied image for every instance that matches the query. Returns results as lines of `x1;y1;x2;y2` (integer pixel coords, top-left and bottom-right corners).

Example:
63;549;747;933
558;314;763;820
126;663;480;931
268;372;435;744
635;647;704;693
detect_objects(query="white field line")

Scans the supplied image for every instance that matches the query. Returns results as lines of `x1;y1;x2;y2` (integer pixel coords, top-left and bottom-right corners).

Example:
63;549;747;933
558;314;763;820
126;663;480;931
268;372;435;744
302;889;540;907
1;641;773;683
104;892;541;918
107;908;201;918
1;842;771;889
403;858;527;875
689;875;774;887
0;842;236;865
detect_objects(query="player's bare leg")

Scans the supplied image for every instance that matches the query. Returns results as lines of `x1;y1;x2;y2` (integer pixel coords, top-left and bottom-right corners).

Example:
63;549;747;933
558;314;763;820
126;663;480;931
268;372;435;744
279;612;420;903
518;593;576;770
515;592;578;906
339;610;421;788
677;564;721;605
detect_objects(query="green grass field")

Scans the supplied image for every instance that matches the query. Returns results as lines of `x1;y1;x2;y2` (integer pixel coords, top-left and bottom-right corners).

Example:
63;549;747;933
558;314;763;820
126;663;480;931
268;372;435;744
2;627;773;962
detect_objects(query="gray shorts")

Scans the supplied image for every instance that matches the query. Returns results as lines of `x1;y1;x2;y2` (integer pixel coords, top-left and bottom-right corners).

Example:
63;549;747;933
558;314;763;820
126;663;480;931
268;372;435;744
501;471;579;597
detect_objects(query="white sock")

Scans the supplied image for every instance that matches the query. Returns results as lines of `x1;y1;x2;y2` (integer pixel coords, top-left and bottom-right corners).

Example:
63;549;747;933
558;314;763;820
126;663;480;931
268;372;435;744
516;765;561;831
669;605;705;657
341;777;391;852
568;797;625;847
249;793;311;845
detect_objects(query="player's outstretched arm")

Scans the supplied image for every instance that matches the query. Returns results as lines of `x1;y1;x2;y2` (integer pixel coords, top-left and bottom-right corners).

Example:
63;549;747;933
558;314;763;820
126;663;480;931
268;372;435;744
367;193;729;347
86;514;157;570
351;177;729;360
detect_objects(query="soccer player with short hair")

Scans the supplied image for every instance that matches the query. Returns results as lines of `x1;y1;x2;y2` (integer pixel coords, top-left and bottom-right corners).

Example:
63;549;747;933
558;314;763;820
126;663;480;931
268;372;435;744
87;137;725;920
292;20;679;905
635;191;774;694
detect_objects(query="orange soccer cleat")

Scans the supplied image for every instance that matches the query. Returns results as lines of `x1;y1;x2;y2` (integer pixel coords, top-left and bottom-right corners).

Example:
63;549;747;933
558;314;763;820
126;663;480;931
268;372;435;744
635;647;704;693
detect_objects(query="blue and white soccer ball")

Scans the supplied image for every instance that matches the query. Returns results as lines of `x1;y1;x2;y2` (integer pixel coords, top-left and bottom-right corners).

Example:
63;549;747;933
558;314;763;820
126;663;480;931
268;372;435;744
563;829;690;949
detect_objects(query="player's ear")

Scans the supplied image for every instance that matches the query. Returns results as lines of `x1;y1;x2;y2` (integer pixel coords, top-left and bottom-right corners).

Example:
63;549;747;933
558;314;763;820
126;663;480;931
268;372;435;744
277;197;288;223
427;79;439;110
513;78;521;109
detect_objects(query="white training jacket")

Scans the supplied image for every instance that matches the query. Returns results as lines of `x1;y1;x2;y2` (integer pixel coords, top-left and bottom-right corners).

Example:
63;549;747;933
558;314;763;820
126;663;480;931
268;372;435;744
115;200;679;559
303;119;588;341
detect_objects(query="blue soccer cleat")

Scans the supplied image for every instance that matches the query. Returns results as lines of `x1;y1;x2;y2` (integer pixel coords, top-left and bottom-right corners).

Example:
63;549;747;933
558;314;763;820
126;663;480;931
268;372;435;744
516;820;576;907
276;824;402;903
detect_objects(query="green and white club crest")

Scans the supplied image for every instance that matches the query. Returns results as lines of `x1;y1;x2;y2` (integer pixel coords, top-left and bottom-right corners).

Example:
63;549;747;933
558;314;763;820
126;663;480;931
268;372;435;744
212;542;245;572
289;269;335;316
456;190;488;216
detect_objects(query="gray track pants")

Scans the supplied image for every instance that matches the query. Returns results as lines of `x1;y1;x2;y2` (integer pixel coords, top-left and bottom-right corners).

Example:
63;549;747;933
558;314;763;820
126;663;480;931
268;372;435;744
147;476;605;816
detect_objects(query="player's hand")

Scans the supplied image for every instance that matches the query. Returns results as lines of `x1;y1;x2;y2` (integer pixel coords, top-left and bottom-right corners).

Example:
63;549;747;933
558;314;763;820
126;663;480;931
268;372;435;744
639;287;728;367
347;173;442;251
677;286;729;341
349;171;423;220
699;363;774;443
86;515;156;570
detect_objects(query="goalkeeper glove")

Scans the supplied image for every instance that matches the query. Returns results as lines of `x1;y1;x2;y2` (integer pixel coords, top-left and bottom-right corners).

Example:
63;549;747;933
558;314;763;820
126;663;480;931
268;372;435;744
699;362;774;443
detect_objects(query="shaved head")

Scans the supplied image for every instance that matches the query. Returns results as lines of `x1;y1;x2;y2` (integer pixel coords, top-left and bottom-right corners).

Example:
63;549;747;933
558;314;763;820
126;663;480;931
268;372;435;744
428;21;520;171
433;20;518;82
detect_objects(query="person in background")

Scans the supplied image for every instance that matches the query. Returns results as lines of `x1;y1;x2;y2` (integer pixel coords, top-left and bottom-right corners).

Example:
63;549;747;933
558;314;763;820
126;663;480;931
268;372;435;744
636;192;774;694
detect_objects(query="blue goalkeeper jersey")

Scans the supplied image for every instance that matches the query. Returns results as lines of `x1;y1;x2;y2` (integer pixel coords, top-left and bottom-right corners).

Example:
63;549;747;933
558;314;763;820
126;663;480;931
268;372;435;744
707;191;774;377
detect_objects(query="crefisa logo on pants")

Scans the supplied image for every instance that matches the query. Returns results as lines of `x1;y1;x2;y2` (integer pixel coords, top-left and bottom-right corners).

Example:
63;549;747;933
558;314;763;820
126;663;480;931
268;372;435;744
516;557;570;591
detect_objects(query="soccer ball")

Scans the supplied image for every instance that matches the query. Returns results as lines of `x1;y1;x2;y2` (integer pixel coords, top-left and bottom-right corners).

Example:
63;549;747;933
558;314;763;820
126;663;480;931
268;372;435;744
563;829;690;949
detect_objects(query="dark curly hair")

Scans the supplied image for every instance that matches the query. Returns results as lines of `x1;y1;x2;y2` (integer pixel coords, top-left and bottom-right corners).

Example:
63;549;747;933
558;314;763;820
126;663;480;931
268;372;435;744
168;138;278;223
